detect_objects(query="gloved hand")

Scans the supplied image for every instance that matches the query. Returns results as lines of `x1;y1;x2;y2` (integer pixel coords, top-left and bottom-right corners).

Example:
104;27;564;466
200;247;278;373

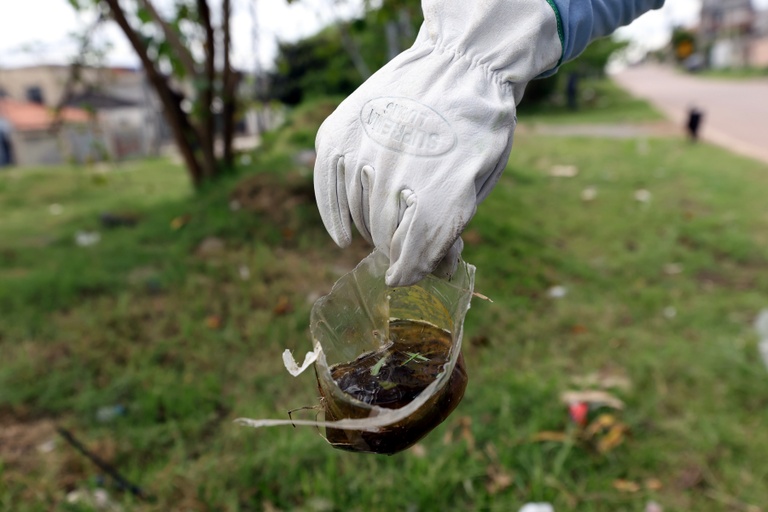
314;0;562;287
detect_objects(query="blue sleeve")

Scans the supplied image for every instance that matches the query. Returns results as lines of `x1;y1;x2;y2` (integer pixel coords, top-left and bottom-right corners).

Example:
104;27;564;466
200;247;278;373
547;0;665;65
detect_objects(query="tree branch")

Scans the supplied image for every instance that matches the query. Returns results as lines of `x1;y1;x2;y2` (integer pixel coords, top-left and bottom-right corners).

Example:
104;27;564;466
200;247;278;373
222;0;235;168
196;0;217;177
101;0;204;185
136;0;198;78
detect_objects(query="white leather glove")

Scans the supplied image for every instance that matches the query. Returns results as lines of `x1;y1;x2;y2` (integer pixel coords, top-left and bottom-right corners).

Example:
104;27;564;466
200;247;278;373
314;0;562;287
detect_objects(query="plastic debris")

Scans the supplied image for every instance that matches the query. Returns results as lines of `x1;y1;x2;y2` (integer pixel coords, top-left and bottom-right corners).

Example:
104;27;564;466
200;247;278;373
663;263;683;275
645;501;663;512
634;189;652;203
561;390;625;410
754;309;768;371
229;199;242;211
547;286;567;299
37;439;56;453
568;402;589;426
754;309;768;338
571;370;632;391
282;346;322;377
49;203;63;215
759;339;768;371
96;405;126;423
581;187;597;201
519;503;554;512
66;489;123;512
549;165;578;177
75;231;101;247
663;306;677;319
238;265;251;280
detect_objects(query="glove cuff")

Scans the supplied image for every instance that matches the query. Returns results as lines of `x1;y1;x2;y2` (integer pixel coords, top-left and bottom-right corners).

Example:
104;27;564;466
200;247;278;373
418;0;563;101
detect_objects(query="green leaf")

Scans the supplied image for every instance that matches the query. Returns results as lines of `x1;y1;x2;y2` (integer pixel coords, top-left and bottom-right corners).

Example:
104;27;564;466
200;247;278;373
401;352;429;365
370;354;390;376
137;6;153;24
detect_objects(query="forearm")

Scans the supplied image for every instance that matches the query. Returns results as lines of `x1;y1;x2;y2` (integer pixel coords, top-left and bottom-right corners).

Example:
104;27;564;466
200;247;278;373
549;0;666;66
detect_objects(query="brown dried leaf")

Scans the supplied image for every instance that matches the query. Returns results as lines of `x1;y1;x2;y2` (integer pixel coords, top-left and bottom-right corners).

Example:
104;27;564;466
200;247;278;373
459;416;475;452
272;296;293;316
485;459;514;495
613;479;641;493
570;324;589;335
205;315;222;329
170;214;190;230
645;478;663;491
596;422;629;454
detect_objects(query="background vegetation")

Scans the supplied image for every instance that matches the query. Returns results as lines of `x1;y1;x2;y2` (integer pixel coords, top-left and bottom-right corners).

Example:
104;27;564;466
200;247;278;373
2;85;768;510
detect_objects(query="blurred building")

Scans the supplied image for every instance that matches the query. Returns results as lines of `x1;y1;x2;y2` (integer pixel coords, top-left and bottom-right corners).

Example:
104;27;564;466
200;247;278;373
698;0;768;68
0;97;96;166
752;9;768;66
0;64;167;166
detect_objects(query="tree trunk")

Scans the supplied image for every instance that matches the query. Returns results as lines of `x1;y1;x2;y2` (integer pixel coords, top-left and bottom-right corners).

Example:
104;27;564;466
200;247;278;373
102;0;205;186
222;0;235;168
197;0;218;179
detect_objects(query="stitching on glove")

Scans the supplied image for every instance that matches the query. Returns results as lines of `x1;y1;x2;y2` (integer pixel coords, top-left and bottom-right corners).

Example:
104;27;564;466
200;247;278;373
425;39;515;93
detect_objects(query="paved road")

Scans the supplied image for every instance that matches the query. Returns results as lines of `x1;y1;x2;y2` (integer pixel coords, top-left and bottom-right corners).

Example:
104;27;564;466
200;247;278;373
613;64;768;166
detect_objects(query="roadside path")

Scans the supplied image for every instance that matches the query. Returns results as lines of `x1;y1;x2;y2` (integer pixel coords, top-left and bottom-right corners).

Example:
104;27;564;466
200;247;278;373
612;64;768;166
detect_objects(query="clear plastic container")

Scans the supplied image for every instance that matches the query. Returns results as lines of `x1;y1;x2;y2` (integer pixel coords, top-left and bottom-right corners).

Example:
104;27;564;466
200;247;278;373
237;249;475;455
311;250;475;454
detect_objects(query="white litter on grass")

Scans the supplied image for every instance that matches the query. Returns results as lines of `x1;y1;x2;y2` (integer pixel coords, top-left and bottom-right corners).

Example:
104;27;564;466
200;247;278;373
66;489;122;512
645;501;663;512
549;165;578;178
75;231;101;247
49;203;63;215
37;439;56;453
519;503;555;512
634;189;652;203
754;309;768;338
238;265;251;281
547;285;567;299
663;306;677;319
759;339;768;371
663;263;683;275
561;389;625;410
229;199;242;211
753;309;768;371
283;345;322;377
581;187;597;201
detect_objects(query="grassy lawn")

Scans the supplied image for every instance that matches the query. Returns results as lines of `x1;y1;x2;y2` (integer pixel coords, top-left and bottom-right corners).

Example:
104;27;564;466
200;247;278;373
695;67;768;80
518;77;664;125
2;93;768;511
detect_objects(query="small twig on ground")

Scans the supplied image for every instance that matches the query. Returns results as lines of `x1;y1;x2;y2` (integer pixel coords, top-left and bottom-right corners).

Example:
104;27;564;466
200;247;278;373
56;427;147;500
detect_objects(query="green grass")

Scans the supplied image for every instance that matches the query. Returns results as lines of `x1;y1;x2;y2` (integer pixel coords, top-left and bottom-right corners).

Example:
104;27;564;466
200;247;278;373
519;77;664;124
2;92;768;511
695;67;768;80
